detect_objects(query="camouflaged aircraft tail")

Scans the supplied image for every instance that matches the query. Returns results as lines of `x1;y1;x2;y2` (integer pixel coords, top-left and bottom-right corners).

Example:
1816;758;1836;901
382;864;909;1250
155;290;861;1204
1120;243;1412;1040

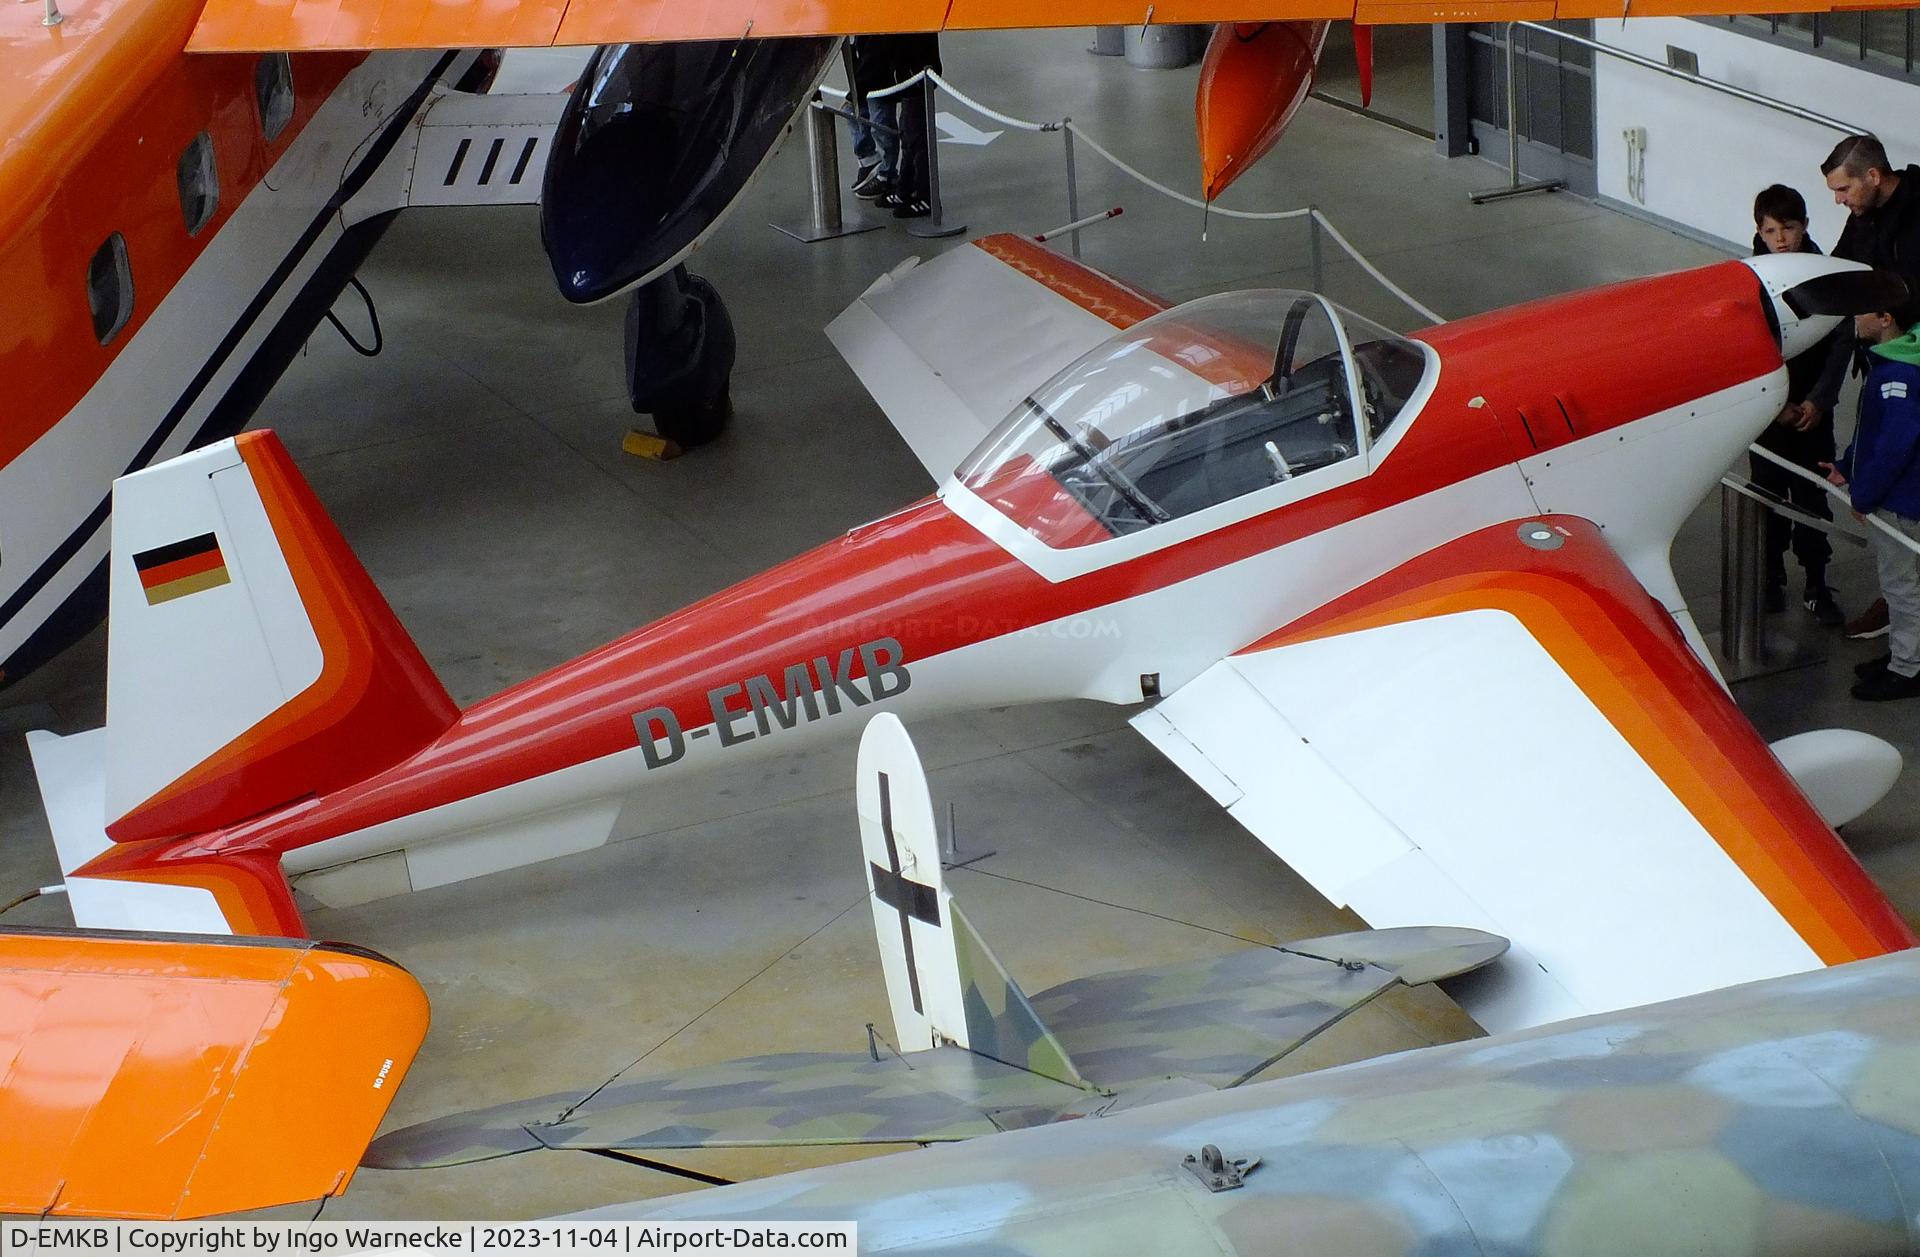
857;714;1086;1086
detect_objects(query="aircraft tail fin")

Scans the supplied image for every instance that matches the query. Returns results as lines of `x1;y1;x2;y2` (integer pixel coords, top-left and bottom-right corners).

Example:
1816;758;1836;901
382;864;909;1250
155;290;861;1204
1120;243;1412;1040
100;431;457;846
857;714;1085;1086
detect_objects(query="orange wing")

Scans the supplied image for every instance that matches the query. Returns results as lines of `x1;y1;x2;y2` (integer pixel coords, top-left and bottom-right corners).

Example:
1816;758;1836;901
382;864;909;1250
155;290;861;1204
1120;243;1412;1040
186;0;1893;52
0;928;429;1219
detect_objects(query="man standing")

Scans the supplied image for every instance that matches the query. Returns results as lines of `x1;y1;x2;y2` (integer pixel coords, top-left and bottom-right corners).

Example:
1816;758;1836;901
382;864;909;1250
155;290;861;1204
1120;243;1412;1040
1818;135;1920;638
1826;307;1920;702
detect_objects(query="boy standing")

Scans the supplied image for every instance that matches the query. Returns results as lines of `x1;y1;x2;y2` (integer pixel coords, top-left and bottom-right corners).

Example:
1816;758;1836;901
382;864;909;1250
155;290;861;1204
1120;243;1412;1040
1827;308;1920;701
1750;185;1846;625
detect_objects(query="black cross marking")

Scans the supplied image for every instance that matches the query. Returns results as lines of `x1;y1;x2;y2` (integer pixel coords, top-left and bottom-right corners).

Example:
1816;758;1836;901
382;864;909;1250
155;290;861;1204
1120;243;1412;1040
871;771;941;1015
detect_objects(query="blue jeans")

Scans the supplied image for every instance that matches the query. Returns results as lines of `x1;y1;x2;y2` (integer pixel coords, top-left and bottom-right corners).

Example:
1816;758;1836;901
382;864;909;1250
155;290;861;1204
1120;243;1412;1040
851;97;898;179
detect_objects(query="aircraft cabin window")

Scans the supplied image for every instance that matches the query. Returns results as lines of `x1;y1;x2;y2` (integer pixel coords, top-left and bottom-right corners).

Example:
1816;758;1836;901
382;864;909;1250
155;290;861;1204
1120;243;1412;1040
255;53;294;143
86;233;134;346
177;132;219;236
959;291;1428;549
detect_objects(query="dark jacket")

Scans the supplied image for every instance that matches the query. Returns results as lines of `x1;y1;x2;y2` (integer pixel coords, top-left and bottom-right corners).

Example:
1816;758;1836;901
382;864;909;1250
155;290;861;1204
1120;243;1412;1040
1835;164;1920;326
1839;328;1920;518
849;34;942;94
1751;233;1844;413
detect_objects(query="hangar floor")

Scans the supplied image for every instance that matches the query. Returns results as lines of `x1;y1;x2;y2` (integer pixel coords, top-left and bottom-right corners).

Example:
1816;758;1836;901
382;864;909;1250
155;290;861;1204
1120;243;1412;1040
3;28;1916;1220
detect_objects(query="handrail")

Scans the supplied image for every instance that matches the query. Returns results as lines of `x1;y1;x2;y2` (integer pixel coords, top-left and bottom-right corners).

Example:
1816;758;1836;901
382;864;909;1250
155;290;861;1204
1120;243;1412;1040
1514;21;1866;136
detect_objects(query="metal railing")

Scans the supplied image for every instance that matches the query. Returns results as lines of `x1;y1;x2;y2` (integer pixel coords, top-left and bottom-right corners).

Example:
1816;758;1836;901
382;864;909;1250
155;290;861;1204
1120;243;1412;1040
1474;19;1866;202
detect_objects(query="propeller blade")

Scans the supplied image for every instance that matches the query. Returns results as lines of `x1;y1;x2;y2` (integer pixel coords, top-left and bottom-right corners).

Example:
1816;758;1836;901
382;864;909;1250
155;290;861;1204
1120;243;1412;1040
1782;269;1910;318
1353;23;1374;109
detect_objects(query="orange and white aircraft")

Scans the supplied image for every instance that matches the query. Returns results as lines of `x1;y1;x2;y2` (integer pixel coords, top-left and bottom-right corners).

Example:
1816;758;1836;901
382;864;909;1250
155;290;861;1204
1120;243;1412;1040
25;236;1918;1036
0;3;836;691
10;0;1919;696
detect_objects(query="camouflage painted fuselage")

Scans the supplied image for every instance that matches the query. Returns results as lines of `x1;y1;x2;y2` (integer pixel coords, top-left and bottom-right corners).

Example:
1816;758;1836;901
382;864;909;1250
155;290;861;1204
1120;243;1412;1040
583;951;1920;1255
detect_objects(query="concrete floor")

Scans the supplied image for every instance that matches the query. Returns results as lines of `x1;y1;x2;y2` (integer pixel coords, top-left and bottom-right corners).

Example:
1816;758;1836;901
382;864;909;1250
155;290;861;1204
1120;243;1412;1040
2;28;1915;1220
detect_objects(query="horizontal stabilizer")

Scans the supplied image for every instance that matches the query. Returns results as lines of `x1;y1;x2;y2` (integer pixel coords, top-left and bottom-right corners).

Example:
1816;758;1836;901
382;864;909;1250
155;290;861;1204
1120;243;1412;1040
1;928;427;1218
1030;925;1506;1091
28;727;302;935
364;1047;1084;1167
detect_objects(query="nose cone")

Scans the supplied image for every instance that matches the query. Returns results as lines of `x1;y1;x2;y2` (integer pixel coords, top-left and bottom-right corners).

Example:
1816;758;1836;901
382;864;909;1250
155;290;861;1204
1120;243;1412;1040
541;38;835;305
1741;252;1868;359
1195;22;1326;203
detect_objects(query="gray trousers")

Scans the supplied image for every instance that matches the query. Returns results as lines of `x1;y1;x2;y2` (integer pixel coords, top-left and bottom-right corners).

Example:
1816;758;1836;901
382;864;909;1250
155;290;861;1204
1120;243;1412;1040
1869;509;1920;676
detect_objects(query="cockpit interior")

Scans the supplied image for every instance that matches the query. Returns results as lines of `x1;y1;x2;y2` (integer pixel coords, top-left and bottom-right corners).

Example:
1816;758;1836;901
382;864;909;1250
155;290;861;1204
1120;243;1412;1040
958;291;1430;549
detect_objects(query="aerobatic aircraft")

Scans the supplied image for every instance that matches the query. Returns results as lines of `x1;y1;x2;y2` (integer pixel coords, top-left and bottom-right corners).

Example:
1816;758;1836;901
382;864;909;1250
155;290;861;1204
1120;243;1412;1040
8;0;1919;694
26;236;1916;1035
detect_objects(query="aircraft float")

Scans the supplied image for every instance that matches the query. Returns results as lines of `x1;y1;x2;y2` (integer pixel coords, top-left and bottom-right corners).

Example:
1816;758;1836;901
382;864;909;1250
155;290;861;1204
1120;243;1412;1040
26;237;1917;1036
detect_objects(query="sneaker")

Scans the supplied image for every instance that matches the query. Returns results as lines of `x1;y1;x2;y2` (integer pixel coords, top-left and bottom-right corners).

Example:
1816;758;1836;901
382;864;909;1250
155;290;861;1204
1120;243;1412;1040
850;162;880;194
874;190;907;211
1763;583;1786;614
891;197;931;220
1846;598;1891;639
1852;665;1920;702
855;175;895;202
1804;586;1845;627
1856;654;1892;679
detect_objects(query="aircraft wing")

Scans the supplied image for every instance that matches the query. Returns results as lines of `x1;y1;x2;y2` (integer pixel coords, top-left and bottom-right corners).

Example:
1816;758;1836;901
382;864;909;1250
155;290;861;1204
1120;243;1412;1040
1132;516;1913;1036
829;234;1168;480
187;0;1920;52
0;928;428;1219
1030;925;1507;1091
364;1046;1091;1168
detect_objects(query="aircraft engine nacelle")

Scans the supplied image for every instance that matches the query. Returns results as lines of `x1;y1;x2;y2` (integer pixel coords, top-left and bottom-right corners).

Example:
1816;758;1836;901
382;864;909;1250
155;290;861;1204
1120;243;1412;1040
540;37;839;306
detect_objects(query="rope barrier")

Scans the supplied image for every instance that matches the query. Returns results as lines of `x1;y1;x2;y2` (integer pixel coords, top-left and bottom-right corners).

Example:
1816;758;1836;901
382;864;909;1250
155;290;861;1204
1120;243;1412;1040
820;66;1435;322
1747;441;1920;558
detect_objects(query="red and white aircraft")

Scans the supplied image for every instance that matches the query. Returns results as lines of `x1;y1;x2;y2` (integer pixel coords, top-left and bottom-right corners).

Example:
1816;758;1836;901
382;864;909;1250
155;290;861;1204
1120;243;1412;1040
28;238;1916;1034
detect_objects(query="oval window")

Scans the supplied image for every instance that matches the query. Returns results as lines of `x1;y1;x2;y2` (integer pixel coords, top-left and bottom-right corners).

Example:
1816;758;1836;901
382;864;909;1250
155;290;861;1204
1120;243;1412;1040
255;52;294;143
177;131;219;236
86;233;134;345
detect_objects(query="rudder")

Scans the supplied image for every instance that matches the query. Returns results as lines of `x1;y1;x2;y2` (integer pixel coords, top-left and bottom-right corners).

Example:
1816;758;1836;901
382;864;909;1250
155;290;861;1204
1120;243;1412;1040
856;714;1082;1084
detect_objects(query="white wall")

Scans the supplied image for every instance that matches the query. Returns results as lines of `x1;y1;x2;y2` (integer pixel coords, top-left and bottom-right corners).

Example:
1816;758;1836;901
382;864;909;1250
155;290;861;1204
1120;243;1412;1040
1593;18;1920;250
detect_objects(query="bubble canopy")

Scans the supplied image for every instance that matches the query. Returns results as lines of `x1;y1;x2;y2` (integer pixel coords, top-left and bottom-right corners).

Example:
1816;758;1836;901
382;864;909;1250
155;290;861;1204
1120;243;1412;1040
956;290;1431;550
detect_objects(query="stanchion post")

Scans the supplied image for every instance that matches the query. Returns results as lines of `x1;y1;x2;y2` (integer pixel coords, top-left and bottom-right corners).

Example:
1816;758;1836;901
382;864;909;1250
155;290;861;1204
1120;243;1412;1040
1062;122;1081;259
1719;482;1765;667
1307;209;1324;293
808;94;842;237
908;74;965;240
1469;23;1564;204
771;94;884;243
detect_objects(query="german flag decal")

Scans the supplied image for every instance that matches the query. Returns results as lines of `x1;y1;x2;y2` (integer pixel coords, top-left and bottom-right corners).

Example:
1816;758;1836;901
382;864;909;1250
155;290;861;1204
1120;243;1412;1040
133;533;231;605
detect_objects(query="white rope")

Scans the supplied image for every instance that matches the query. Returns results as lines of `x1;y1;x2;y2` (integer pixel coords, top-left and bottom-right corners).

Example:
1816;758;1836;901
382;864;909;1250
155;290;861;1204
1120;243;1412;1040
1718;473;1867;547
1061;121;1310;221
925;71;1055;133
1748;441;1920;557
1309;211;1443;325
826;66;1436;323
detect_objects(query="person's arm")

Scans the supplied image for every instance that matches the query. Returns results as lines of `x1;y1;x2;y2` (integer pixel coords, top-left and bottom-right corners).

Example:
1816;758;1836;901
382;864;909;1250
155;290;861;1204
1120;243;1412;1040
1848;375;1920;514
1804;327;1852;421
1808;326;1847;416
